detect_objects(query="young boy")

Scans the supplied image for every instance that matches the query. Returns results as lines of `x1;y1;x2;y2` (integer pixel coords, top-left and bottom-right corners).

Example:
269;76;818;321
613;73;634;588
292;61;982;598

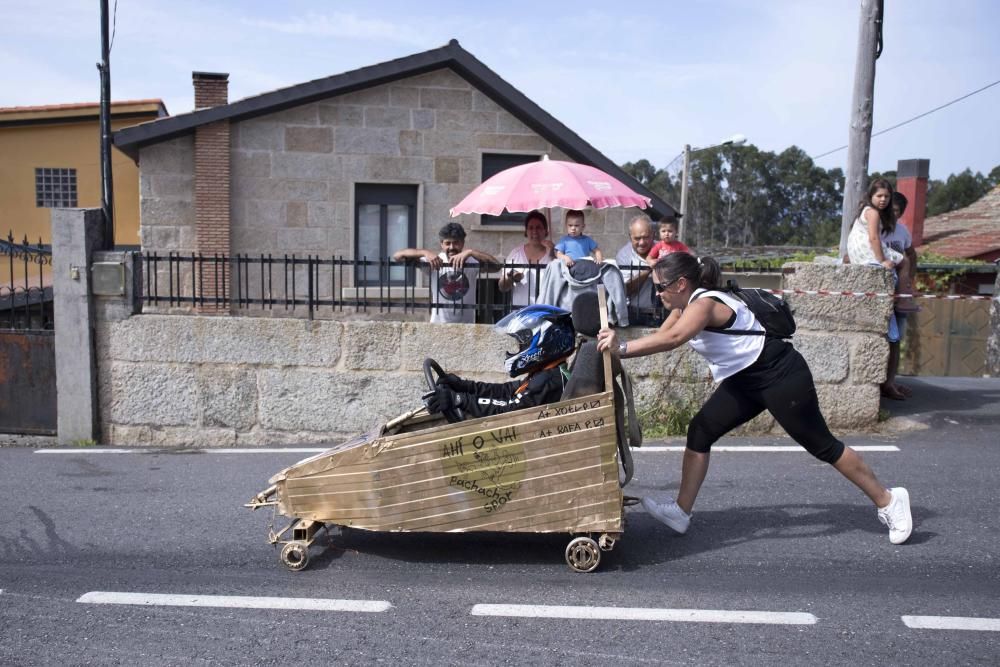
554;210;603;267
647;220;690;264
880;192;917;400
392;222;499;324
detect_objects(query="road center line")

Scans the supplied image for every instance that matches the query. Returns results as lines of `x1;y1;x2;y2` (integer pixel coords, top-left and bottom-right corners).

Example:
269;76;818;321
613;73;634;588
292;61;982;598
902;615;1000;632
37;445;900;455
638;445;900;453
470;604;816;625
77;591;391;613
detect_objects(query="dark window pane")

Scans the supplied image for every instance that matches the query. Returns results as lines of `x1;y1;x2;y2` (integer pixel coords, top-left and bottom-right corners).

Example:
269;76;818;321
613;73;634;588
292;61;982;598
354;183;418;286
480;152;541;226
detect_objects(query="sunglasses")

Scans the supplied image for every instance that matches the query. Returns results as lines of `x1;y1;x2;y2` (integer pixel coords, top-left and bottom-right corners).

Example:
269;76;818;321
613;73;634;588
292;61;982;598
654;278;678;294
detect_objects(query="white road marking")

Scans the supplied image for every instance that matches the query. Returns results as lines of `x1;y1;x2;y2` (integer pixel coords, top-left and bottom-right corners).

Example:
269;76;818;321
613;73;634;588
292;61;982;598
202;448;326;453
76;591;391;613
36;448;135;454
637;445;900;453
38;445;900;455
470;604;816;625
902;615;1000;632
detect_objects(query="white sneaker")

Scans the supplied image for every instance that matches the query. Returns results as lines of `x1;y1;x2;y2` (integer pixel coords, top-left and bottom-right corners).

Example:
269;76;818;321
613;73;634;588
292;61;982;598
641;497;691;534
877;487;913;545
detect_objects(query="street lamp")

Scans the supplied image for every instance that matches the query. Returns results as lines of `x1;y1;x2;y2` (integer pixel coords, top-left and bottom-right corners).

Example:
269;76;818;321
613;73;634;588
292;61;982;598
678;134;747;244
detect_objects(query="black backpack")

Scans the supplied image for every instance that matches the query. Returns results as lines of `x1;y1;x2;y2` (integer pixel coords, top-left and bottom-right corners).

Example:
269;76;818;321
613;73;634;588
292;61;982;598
697;281;796;339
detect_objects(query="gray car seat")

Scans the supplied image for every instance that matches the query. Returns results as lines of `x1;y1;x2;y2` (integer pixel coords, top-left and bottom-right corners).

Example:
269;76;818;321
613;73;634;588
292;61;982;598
561;292;640;486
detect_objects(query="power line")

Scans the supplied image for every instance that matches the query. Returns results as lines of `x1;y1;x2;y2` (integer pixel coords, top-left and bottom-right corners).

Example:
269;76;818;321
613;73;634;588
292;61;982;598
110;0;118;51
812;78;1000;160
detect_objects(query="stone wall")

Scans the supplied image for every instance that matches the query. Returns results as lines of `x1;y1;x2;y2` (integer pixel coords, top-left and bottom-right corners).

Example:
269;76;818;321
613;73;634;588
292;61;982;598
94;260;894;446
138;67;639;270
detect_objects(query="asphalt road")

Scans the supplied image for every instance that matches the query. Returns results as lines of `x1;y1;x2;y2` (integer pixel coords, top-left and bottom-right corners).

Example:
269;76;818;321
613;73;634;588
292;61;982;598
1;379;998;666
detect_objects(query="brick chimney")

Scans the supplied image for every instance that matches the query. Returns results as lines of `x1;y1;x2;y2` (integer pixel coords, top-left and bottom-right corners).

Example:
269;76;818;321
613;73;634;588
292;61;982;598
192;72;231;312
896;159;929;247
192;71;229;108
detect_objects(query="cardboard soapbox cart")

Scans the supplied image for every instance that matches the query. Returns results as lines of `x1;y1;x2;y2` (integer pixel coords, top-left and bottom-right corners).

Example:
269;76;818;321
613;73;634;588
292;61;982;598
245;291;641;572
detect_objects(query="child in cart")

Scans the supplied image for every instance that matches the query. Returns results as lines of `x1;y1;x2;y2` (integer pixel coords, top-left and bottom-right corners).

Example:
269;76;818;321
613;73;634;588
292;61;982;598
424;305;575;419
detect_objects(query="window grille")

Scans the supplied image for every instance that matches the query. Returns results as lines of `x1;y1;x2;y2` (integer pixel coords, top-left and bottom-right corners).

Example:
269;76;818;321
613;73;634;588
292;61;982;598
35;168;78;208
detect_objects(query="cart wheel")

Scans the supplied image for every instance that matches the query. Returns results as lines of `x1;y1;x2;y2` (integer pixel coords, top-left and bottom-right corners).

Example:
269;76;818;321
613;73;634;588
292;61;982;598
565;536;601;573
280;541;310;572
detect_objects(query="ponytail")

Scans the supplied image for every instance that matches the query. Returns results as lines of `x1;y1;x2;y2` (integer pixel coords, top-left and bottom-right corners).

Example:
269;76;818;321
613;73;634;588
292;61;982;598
697;256;721;290
653;252;721;290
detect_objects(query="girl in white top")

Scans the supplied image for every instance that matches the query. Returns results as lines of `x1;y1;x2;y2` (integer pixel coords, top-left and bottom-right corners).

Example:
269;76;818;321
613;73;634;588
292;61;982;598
498;210;554;307
847;178;918;312
596;252;913;545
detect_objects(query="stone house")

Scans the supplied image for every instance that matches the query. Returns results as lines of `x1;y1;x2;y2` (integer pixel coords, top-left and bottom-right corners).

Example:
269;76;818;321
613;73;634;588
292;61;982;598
113;40;675;309
50;41;893;445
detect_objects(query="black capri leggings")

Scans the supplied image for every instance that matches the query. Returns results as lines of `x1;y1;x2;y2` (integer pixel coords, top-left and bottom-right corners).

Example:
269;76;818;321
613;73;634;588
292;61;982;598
686;339;846;464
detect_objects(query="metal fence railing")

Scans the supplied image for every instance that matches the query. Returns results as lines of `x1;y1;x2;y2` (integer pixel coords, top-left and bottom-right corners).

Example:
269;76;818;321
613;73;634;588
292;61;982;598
138;252;673;325
1;232;53;331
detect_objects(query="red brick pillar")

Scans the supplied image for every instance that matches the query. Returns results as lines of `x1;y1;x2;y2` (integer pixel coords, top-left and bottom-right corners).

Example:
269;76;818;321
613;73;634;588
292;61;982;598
193;72;230;313
896;159;929;247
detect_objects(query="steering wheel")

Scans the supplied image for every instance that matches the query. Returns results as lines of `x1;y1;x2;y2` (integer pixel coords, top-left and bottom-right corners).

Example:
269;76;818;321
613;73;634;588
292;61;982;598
423;358;465;424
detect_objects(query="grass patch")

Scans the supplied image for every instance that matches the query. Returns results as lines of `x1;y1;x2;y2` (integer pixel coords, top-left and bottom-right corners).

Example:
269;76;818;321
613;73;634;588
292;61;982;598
639;397;702;438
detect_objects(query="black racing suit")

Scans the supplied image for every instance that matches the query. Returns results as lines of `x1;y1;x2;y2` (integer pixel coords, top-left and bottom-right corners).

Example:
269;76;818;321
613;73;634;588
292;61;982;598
446;364;569;419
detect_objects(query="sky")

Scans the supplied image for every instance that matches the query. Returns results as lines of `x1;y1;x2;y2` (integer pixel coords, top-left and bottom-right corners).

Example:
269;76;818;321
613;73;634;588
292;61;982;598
2;0;998;182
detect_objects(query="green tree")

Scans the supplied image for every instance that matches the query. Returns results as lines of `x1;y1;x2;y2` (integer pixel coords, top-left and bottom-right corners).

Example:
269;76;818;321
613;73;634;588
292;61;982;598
680;144;842;248
926;168;998;216
619;151;995;248
621;159;678;214
988;165;1000;186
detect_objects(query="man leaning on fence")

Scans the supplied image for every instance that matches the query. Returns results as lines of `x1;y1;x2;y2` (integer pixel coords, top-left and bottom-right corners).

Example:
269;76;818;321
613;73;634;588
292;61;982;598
393;223;500;324
616;214;663;327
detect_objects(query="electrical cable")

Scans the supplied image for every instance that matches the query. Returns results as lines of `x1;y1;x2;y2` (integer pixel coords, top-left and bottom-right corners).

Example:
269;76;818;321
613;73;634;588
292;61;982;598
110;0;118;52
875;0;884;60
811;78;1000;160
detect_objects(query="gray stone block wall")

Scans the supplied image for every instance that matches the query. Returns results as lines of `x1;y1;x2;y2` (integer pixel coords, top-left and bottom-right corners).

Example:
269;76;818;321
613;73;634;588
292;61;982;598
94;262;894;445
139;136;196;254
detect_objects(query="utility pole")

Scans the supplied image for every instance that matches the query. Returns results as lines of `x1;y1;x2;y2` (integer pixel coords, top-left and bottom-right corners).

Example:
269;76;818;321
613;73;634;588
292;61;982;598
98;0;115;248
678;144;691;244
839;0;883;259
678;135;745;245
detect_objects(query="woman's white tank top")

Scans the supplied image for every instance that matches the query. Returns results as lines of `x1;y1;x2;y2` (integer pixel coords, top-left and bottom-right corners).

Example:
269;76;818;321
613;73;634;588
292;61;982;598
686;288;766;381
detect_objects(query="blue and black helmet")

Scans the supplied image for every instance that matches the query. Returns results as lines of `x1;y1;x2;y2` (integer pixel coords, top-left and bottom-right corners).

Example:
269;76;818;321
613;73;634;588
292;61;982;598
494;304;575;377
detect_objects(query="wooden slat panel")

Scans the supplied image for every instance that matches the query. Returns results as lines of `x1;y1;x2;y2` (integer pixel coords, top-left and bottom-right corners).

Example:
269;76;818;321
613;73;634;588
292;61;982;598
901;300;989;377
284;427;619;529
276;392;623;534
286;436;613;501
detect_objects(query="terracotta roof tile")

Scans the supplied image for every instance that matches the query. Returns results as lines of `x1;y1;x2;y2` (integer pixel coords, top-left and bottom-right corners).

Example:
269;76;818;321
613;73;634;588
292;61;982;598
0;99;165;113
919;184;1000;260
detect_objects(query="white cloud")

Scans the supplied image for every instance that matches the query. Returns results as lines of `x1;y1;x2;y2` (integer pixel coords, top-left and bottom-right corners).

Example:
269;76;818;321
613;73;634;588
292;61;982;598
242;12;426;46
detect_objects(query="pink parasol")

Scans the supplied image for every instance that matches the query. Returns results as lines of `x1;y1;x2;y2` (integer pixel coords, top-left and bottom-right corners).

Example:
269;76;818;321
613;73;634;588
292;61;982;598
449;155;651;217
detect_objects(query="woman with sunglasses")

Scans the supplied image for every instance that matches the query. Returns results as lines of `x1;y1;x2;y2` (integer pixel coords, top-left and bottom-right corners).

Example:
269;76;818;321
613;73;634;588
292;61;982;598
595;252;913;545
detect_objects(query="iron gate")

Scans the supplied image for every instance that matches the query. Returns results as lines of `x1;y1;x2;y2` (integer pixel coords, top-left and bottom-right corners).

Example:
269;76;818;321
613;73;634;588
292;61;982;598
1;232;56;434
